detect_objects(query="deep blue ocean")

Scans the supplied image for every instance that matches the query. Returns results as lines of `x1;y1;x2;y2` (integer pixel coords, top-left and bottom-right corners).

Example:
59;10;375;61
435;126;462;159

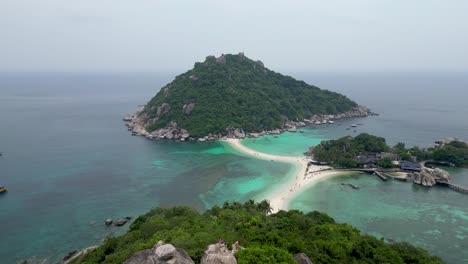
0;72;467;263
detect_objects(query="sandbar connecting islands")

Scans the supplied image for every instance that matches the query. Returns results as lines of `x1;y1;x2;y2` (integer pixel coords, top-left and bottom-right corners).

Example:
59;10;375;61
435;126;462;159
223;139;345;213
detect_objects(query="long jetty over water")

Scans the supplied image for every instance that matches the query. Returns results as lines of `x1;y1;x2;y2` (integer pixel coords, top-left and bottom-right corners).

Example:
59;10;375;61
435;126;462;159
335;168;468;194
436;181;468;194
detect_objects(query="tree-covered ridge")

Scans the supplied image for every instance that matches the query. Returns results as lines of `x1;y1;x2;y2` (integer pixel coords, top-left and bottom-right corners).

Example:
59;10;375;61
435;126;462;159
140;53;358;137
431;140;468;167
311;133;468;168
311;133;390;168
76;201;443;264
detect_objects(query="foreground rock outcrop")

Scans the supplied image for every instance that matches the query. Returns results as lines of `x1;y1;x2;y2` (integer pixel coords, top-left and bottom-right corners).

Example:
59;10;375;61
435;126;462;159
124;241;194;264
200;242;237;264
293;253;314;264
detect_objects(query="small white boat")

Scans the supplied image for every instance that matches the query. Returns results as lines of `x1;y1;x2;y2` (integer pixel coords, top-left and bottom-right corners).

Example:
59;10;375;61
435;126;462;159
328;120;334;124
351;124;357;127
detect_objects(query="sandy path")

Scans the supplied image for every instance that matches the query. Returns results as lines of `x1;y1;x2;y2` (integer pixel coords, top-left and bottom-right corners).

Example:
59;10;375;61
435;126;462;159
223;139;344;212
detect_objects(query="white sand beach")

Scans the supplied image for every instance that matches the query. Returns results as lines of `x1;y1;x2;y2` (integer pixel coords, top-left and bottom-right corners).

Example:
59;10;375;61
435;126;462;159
224;139;344;212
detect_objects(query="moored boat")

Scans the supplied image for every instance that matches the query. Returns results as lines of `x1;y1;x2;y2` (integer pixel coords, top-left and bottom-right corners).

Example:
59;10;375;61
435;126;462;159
0;186;7;193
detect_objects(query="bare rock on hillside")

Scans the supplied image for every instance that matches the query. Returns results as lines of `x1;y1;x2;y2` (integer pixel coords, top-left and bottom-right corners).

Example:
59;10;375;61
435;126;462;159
200;242;237;264
124;241;194;264
293;253;314;264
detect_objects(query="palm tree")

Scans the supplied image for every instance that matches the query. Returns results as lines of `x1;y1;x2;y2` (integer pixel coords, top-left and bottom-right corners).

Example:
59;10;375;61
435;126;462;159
245;199;256;211
257;200;273;214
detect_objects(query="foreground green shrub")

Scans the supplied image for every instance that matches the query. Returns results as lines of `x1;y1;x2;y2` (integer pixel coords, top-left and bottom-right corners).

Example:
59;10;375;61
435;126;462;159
236;246;296;264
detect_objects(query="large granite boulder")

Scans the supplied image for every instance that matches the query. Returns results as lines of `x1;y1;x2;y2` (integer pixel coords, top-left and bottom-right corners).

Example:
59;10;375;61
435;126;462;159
293;253;313;264
124;241;194;264
182;103;196;115
411;170;436;187
216;55;226;64
433;168;451;181
411;167;452;187
157;103;171;117
226;128;245;139
200;242;237;264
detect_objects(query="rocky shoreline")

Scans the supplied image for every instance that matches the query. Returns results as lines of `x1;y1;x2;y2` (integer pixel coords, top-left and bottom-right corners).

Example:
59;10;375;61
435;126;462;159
123;105;374;142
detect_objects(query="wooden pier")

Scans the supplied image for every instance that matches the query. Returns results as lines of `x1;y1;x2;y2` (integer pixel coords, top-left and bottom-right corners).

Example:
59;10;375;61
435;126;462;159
373;171;388;181
335;168;397;181
436;181;468;194
334;167;468;194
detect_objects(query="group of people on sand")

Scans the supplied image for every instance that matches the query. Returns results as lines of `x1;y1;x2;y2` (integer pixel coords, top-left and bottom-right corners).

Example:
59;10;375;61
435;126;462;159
304;167;330;180
304;172;320;180
218;238;242;254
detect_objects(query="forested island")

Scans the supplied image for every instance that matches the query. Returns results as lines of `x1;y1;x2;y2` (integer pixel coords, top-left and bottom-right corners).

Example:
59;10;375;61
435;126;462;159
68;201;443;264
307;134;468;188
124;53;371;141
308;134;467;169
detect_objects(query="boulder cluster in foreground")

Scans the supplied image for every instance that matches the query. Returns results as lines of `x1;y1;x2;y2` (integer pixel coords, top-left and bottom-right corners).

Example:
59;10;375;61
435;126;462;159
64;240;314;264
123;240;314;264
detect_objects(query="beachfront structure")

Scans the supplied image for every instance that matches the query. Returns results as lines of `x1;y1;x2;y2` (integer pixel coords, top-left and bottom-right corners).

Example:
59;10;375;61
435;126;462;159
357;155;378;165
309;160;328;166
400;161;422;172
376;152;399;160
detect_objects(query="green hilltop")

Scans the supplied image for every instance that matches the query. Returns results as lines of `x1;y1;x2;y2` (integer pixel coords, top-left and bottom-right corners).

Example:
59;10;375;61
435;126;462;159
74;201;443;264
137;53;360;137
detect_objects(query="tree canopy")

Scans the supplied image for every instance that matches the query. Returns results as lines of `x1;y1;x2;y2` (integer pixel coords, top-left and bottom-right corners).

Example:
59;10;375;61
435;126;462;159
312;133;389;168
311;133;467;168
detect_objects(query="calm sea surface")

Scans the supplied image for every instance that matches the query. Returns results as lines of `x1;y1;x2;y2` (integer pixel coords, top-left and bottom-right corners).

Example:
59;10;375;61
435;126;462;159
0;72;467;263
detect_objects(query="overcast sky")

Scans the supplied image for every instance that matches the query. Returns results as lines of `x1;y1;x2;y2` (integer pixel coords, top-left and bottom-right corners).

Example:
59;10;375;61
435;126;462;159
1;0;467;72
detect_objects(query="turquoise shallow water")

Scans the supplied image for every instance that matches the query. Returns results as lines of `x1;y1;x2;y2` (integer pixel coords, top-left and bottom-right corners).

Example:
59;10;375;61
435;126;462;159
241;130;327;156
290;173;468;264
0;73;294;263
1;72;467;263
198;142;294;209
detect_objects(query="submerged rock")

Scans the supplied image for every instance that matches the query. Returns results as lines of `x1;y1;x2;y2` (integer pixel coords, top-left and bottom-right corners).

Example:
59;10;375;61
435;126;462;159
114;217;131;226
104;219;113;226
